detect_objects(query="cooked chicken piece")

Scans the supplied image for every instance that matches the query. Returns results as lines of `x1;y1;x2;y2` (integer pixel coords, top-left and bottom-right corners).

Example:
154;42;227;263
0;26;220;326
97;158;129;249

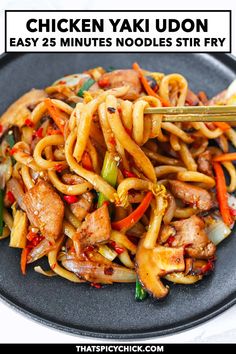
98;69;142;100
73;204;111;255
160;215;216;259
23;181;64;242
169;180;213;211
70;192;93;221
197;150;213;177
0;89;47;137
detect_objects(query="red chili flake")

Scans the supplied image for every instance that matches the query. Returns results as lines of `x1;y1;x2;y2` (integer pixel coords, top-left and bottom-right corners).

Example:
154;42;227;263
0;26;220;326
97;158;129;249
51;263;56;270
24;119;34;127
229;207;236;216
167;236;175;247
31;235;44;247
6;191;15;204
0;124;3;133
27;231;38;241
110;241;124;254
118;107;122;114
109;136;116;146
10;147;18;156
57;80;66;85
54;164;65;172
63;195;79;204
102;201;110;207
122;169;137;178
35;127;43;138
91;283;102;289
114;246;124;255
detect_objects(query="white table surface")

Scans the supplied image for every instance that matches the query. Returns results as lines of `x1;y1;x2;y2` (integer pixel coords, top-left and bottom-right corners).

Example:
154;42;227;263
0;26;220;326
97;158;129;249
0;0;236;344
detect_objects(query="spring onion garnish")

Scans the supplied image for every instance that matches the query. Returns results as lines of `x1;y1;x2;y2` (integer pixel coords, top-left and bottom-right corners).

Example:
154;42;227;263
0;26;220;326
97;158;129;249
6;131;15;148
77;78;95;98
135;278;148;301
97;152;118;208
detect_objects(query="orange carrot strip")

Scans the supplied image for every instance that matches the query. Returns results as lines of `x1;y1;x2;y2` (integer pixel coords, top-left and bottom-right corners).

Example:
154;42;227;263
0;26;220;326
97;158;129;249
213;162;233;226
132;62;170;107
213;152;236;162
20;247;30;275
45;98;67;134
112;192;153;231
213;122;231;131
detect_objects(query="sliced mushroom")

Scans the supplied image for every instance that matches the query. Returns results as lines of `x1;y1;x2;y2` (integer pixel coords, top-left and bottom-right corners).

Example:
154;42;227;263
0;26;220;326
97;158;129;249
135;238;185;299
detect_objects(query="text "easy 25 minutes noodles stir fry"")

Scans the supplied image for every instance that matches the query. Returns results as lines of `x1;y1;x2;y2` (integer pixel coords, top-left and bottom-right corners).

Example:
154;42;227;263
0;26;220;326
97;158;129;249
1;63;236;300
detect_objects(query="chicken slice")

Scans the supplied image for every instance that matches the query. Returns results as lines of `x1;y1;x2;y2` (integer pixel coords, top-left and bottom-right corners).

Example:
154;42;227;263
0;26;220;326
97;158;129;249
160;215;216;259
73;204;111;255
22;180;64;242
169;180;213;211
98;69;141;100
197;150;213;177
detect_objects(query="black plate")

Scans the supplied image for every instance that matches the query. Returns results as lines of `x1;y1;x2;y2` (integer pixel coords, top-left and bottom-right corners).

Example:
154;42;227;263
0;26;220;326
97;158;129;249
1;53;236;340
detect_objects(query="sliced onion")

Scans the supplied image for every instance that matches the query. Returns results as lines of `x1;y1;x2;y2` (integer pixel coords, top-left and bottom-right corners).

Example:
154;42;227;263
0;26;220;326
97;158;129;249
0;156;12;188
7;178;25;209
27;239;55;263
62;258;136;284
53;73;90;87
228;193;236;210
34;266;57;277
206;218;231;245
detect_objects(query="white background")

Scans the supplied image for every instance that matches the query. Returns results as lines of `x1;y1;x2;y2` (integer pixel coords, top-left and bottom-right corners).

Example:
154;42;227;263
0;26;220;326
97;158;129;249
0;0;236;344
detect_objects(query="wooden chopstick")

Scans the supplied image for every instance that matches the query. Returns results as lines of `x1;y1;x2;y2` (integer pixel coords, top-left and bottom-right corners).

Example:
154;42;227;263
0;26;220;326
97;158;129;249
144;105;236;122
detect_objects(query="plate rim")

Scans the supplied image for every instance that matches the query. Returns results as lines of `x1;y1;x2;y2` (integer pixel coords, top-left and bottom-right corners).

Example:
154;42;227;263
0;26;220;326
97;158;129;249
0;52;236;340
